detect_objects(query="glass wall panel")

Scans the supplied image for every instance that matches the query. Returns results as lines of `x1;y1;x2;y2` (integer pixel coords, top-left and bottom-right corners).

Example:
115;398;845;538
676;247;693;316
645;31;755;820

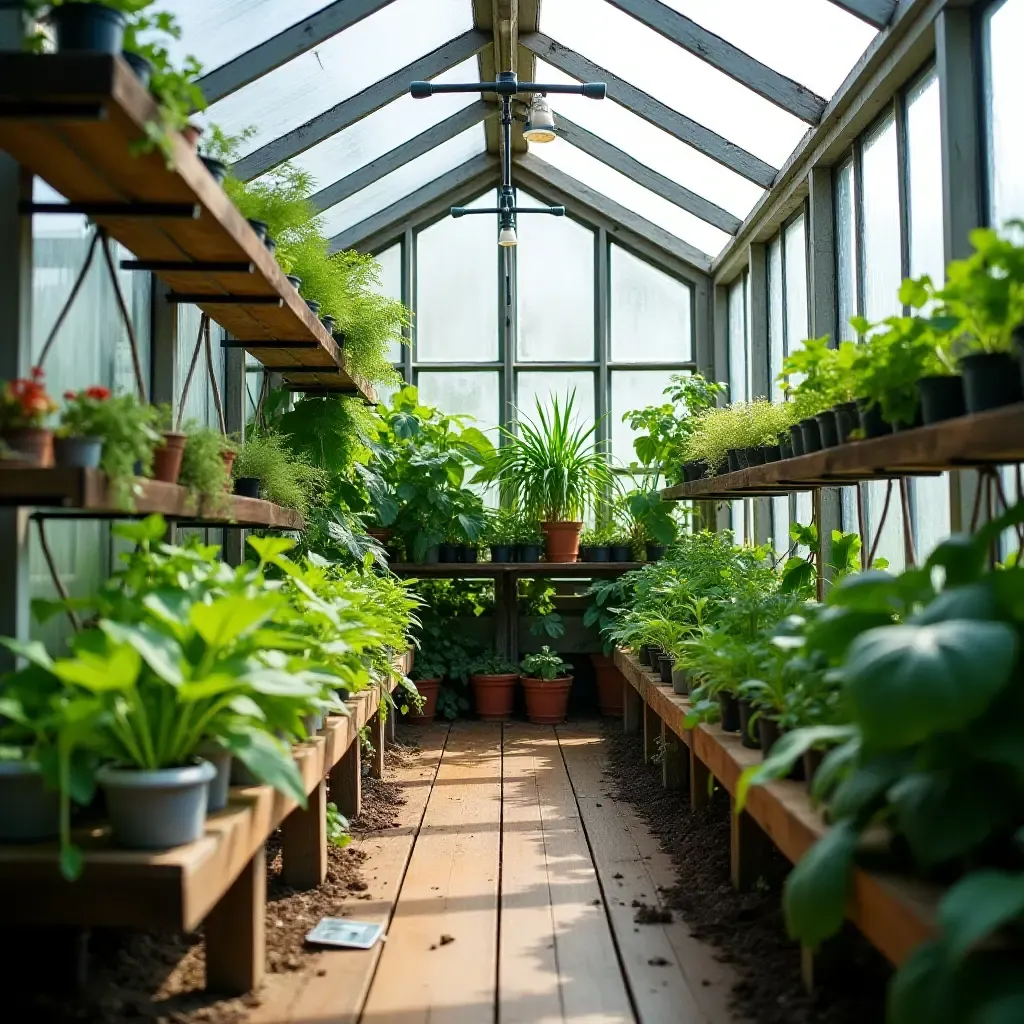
516;371;596;437
416;371;500;439
983;0;1024;225
767;235;784;401
610;370;675;467
861;115;902;321
727;275;748;403
783;214;808;351
906;72;944;286
374;243;404;364
517;190;595;362
610;245;692;363
416;192;498;362
835;160;858;340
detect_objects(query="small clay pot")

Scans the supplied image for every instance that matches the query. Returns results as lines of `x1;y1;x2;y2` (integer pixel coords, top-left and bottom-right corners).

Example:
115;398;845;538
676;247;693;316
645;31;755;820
471;673;518;721
1;427;54;468
591;654;624;717
152;431;187;483
542;520;583;563
521;675;573;724
407;678;440;723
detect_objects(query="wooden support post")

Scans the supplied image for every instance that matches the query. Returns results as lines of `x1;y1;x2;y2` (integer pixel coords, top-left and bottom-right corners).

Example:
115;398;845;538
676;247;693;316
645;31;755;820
279;778;327;891
730;797;771;892
385;702;397;745
329;736;361;819
205;845;266;995
623;682;642;734
369;708;385;780
689;748;712;812
643;701;659;764
660;721;686;791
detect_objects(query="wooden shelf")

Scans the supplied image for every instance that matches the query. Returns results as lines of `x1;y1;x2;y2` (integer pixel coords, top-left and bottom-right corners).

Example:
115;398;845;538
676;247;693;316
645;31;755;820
0;467;305;530
614;648;939;967
0;53;374;403
662;403;1024;500
388;561;647;577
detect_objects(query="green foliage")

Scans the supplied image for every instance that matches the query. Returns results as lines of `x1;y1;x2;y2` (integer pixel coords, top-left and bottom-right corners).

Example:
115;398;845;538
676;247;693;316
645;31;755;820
178;423;231;510
520;646;570;680
326;801;351;849
682;400;793;473
233;431;327;515
469;653;520;676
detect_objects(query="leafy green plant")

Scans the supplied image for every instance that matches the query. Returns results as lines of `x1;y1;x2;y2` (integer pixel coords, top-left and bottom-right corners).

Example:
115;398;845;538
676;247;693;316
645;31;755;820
485;507;522;547
326;801;351;849
520;646;570;680
233;431;327;515
179;423;231;511
469;653;519;675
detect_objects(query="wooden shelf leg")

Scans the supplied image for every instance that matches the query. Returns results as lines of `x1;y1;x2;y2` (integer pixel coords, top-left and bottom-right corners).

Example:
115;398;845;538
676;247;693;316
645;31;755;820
280;777;327;891
205;845;266;995
689;748;712;812
643;701;660;763
369;709;385;780
730;797;771;892
329;735;361;819
623;683;642;735
385;703;397;746
660;721;686;791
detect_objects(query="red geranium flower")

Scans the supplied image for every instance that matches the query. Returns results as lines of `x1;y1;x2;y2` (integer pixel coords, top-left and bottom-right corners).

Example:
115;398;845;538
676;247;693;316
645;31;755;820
85;386;111;401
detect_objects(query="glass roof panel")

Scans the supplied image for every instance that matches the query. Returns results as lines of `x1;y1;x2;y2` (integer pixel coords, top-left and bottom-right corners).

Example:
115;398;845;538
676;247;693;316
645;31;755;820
660;0;877;99
267;60;481;195
540;0;807;167
203;0;473;159
531;139;731;258
320;125;486;240
536;60;764;220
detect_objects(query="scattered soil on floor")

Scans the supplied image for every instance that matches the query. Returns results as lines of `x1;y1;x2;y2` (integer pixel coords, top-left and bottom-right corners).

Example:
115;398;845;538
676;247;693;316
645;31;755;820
603;725;890;1024
7;743;415;1024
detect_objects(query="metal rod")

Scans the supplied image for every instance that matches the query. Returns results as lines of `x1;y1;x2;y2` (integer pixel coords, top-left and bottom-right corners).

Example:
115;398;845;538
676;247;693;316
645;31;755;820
121;259;255;273
166;293;283;306
21;202;200;219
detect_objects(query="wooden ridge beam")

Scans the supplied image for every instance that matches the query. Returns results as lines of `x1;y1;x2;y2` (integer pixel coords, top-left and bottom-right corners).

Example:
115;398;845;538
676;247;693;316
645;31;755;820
519;32;777;189
198;0;398;105
826;0;898;29
604;0;826;123
233;30;492;181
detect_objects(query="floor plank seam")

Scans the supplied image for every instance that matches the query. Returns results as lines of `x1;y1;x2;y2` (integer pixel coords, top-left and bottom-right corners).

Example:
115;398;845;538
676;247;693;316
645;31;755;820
493;722;505;1024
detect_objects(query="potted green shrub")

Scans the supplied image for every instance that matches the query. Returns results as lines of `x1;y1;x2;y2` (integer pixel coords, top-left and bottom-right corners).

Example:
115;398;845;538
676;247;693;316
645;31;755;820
469;653;520;721
231;431;325;512
485;507;518;563
515;518;544;563
408;653;444;723
0;367;57;467
179;423;232;513
520;647;573;724
478;391;612;564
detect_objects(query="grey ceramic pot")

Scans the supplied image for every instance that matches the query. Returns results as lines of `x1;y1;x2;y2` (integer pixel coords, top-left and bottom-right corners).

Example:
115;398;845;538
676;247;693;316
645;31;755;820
0;761;60;842
198;745;233;813
671;665;690;696
97;760;216;849
54;435;103;469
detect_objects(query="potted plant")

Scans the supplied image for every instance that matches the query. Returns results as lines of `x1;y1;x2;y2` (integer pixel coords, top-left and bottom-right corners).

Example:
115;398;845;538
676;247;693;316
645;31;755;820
231;431;325;512
407;654;444;723
477;391;612;564
469;653;520;721
485;507;518;563
152;405;188;484
515;518;544;563
0;367;57;467
178;423;232;513
43;1;127;55
520;647;573;725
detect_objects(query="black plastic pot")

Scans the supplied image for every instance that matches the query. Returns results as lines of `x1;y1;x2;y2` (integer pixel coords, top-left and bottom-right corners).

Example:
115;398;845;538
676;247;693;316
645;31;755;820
305;299;321;316
286;274;302;290
122;51;152;87
423;545;440;564
803;748;825;792
517;543;542;563
789;425;805;457
658;654;675;685
780;436;795;460
641;644;663;669
816;410;840;448
799;417;823;453
200;156;228;184
233;477;261;499
321;315;336;335
718;692;740;734
857;397;892;439
743;445;765;467
591;545;610;563
461;545;479;564
761;444;782;463
726;449;741;474
265;236;277;255
578;545;594;562
645;542;667;562
834;401;859;443
247;219;269;242
738;699;760;750
960;352;1024;413
490;544;514;564
439;543;460;563
51;4;125;53
758;719;806;780
610;544;633;563
684;459;709;481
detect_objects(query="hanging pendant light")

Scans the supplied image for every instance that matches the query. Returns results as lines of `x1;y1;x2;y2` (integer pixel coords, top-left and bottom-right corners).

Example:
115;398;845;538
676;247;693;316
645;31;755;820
498;217;518;247
523;94;556;143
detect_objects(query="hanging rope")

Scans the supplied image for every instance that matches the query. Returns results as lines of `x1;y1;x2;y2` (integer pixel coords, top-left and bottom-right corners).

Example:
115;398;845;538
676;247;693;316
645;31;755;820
36;230;101;370
898;477;917;568
970;471;987;532
856;483;868;570
35;518;80;634
204;314;227;435
175;313;207;432
174;312;228;438
98;232;147;403
867;479;894;568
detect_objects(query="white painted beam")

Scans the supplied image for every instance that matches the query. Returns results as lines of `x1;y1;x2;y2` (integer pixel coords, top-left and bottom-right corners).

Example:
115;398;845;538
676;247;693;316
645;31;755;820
233;30;491;181
329;153;500;253
309;101;492;213
826;0;898;29
520;32;777;189
198;0;398;105
555;115;741;235
513;152;713;273
604;0;825;123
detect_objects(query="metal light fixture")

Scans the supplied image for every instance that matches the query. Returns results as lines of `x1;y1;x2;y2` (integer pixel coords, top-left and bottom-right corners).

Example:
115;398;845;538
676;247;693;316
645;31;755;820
523;94;556;143
411;71;605;247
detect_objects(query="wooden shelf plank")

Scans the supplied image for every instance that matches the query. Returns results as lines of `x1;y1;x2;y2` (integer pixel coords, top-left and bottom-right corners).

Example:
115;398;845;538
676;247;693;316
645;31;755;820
613;648;938;967
663;403;1024;500
0;467;305;529
0;53;374;403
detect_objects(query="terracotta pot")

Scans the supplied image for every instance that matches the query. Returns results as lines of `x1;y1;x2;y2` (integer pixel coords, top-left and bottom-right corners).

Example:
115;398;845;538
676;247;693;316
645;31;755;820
181;123;204;150
541;520;583;563
1;427;53;468
591;654;623;717
152;431;186;483
407;678;440;723
471;673;518;721
220;449;236;483
521;675;573;724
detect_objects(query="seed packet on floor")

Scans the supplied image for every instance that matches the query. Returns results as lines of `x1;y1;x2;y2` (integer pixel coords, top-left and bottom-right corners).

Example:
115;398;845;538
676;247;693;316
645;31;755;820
305;918;384;949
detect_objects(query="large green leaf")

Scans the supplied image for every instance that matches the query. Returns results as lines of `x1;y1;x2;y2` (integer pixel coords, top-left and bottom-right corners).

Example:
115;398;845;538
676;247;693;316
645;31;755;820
0;636;53;670
910;582;999;625
220;726;307;808
782;819;859;949
843;620;1016;748
938;871;1024;961
100;620;183;686
887;941;957;1024
190;596;280;650
247;536;296;567
52;644;141;692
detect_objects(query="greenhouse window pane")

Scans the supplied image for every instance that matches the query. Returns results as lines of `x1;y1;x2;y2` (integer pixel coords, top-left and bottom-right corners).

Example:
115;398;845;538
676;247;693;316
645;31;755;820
727;275;748;403
610;245;692;363
533;140;730;258
835;159;858;338
416;192;498;362
767;234;784;401
783;214;808;352
984;0;1024;225
374;243;404;363
772;496;789;557
517;190;595;362
536;60;764;220
541;0;807;168
320;126;486;240
906;71;943;284
416;371;500;439
203;0;473;158
661;0;877;100
611;371;675;467
516;372;596;438
861;115;901;321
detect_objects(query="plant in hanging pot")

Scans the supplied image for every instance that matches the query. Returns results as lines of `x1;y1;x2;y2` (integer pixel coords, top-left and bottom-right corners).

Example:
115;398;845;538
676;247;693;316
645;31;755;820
151;404;188;484
476;391;612;564
0;366;57;468
520;646;573;725
469;653;520;721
